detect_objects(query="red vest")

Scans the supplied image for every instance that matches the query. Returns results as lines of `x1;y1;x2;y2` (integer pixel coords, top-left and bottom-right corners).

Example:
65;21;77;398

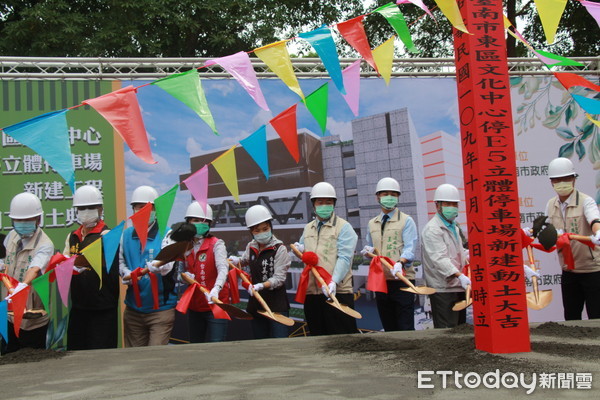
185;236;230;312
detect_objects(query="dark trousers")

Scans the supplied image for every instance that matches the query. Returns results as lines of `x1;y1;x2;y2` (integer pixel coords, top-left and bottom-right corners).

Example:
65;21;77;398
562;270;600;320
251;311;290;339
67;307;118;350
304;293;358;336
1;323;48;355
375;280;416;331
188;310;229;343
429;292;466;329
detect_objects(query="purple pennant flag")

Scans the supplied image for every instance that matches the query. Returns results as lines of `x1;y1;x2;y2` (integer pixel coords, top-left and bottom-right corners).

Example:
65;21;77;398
56;257;77;307
341;60;361;117
299;25;346;95
581;1;600;28
206;52;269;111
183;165;209;214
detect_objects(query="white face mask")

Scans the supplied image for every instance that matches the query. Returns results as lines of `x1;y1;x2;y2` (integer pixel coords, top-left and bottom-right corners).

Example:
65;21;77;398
77;209;99;228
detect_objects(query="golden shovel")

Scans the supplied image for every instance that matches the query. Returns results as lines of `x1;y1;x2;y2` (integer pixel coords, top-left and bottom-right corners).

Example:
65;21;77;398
451;267;472;311
365;251;436;295
525;245;552;310
122;241;191;281
290;244;362;319
228;261;294;327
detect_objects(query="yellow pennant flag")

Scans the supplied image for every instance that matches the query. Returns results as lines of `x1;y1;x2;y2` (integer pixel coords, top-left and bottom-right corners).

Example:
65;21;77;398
372;36;396;86
587;113;600;128
433;0;470;34
254;40;305;101
534;0;568;44
81;237;103;288
211;146;240;202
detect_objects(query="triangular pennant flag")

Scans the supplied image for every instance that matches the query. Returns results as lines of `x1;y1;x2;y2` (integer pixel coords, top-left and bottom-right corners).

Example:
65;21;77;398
129;203;153;253
211;146;240;202
240;125;269;180
209;303;231;320
154;185;178;238
375;3;419;53
533;0;568;44
397;0;435;19
30;272;50;311
572;94;600;115
587;113;600;127
102;220;125;273
2;110;75;192
254;40;305;101
341;60;361;116
336;16;377;71
304;84;329;135
55;257;76;307
0;300;7;344
554;72;600;92
270;105;300;163
581;1;600;28
10;287;30;337
533;49;585;67
83;86;157;164
153;70;218;135
183;165;209;214
433;0;470;34
299;25;346;95
206;52;269;111
372;36;396;85
80;238;103;289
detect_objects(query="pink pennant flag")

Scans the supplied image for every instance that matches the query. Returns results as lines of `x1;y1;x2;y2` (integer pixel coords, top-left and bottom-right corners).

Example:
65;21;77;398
55;257;76;307
581;1;600;28
397;0;435;19
206;52;269;111
83;86;156;164
341;60;361;117
183;165;209;214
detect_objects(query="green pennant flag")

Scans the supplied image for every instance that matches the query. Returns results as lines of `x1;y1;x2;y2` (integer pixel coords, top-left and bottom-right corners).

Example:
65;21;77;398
153;69;218;135
155;184;179;238
375;3;419;54
31;272;51;311
535;49;585;67
305;84;329;135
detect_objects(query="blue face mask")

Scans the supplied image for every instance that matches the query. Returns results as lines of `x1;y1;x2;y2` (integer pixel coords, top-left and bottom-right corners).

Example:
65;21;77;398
442;206;459;222
13;221;37;238
254;230;272;245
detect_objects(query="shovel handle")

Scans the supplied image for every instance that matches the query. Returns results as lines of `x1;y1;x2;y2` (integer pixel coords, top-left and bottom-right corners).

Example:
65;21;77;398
180;272;222;304
122;257;174;281
569;234;593;243
2;275;14;294
228;261;276;317
290;243;341;306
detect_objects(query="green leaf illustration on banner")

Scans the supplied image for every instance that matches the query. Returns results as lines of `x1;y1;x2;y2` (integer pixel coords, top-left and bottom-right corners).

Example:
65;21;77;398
374;3;418;54
305;84;329;135
155;184;178;238
31;272;51;311
153;69;218;135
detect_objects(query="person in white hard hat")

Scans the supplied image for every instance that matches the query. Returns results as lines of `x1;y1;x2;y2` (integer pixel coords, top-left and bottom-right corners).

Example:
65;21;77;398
545;157;600;320
119;186;178;346
1;192;53;354
421;184;470;328
229;205;291;339
293;182;358;335
361;177;418;331
63;185;120;350
180;201;233;342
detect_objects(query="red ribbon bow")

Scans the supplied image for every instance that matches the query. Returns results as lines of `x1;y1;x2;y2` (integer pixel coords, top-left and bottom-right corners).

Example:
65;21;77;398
367;256;395;293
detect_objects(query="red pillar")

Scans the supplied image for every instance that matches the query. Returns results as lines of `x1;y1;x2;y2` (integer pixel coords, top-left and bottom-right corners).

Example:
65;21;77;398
453;0;531;353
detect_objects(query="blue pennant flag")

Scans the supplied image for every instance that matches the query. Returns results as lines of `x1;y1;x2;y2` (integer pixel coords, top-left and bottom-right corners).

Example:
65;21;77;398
240;125;270;180
299;25;346;95
0;300;8;344
102;221;125;273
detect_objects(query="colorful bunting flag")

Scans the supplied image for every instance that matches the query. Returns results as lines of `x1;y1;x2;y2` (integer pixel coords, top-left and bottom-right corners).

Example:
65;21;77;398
572;94;600;115
211;146;240;202
375;3;419;53
31;272;50;311
299;25;346;95
130;203;153;252
534;49;585;67
533;0;568;44
554;72;600;92
2;110;75;192
102;220;125;272
336;16;377;71
0;301;7;344
153;69;218;135
254;41;305;101
80;238;103;288
341;60;361;117
433;0;470;34
304;84;329;135
587;113;600;127
240;126;269;179
183;165;209;214
372;36;396;85
581;0;600;29
10;287;30;337
154;185;178;238
83;86;157;164
206;52;270;111
55;257;76;307
270;105;300;163
397;0;435;19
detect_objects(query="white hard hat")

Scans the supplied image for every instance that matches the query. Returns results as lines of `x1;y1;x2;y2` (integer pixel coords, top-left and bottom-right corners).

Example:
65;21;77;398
185;201;213;221
245;205;272;228
131;185;159;205
310;182;336;200
9;192;43;219
434;184;460;202
73;185;103;207
375;177;401;194
548;157;576;178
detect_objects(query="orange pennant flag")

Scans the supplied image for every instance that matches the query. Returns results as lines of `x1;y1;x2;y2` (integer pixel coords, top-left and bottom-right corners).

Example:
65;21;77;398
554;72;600;92
10;287;31;337
270;105;299;163
129;202;153;253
